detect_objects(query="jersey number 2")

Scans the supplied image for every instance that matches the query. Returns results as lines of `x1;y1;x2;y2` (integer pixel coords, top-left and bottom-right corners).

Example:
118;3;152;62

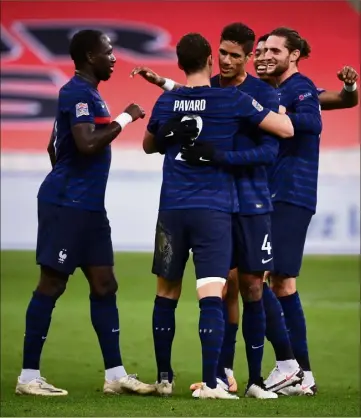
175;115;203;161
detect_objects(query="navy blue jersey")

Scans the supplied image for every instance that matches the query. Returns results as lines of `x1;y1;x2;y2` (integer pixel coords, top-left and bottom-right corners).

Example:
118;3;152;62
211;74;279;215
37;75;111;212
147;86;271;213
268;73;322;213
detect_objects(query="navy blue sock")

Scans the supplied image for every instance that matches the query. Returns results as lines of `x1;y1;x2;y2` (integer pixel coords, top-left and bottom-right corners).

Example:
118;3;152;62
263;283;294;361
152;296;178;383
199;297;224;389
22;291;56;370
242;299;266;385
90;293;123;370
278;292;311;371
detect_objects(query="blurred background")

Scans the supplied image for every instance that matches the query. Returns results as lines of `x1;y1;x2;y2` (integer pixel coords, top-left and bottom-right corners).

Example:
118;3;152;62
1;0;360;254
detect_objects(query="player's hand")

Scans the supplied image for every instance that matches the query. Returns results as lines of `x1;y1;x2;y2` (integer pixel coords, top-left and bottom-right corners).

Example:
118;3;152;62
181;141;218;165
337;66;359;85
278;105;287;114
130;66;164;86
154;117;199;154
124;103;146;121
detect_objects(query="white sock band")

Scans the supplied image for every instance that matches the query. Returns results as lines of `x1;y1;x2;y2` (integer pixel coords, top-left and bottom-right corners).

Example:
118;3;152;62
114;112;132;130
344;82;357;92
196;277;226;289
162;78;175;91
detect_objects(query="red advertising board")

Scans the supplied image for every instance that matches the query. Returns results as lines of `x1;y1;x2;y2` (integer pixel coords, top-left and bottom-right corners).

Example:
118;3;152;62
1;1;359;151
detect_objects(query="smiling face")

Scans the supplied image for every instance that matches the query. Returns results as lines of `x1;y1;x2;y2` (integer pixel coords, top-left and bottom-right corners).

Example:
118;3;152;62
218;40;251;79
264;35;300;77
89;34;116;81
254;40;269;80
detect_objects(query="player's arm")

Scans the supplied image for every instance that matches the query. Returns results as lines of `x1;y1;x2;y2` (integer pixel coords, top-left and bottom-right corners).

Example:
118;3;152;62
319;66;358;111
143;99;198;154
182;90;280;166
47;121;57;168
287;84;322;135
130;66;183;91
70;98;145;154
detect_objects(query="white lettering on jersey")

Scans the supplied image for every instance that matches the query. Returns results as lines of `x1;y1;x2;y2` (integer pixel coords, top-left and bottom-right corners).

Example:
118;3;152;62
173;99;206;112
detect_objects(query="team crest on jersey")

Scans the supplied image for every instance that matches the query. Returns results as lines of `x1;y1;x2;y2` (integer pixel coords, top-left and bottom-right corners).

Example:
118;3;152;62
75;102;89;118
252;99;264;112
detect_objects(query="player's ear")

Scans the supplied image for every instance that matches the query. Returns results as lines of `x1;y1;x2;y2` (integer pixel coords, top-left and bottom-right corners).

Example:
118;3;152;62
207;55;213;67
290;49;300;63
245;52;253;63
87;51;96;65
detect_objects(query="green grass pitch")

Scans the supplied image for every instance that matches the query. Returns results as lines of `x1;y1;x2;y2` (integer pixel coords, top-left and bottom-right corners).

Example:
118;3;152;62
1;251;359;416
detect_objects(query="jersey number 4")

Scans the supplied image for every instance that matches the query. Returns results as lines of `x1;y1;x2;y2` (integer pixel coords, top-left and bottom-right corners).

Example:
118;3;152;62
261;234;272;255
175;115;203;161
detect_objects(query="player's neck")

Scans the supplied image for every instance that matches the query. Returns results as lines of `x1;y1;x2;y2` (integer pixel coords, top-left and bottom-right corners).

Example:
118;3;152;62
75;70;99;88
185;72;211;88
275;67;299;85
219;71;247;88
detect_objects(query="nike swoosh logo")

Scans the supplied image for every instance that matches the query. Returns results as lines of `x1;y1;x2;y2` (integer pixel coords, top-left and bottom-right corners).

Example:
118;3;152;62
165;131;174;137
285;370;297;380
199;157;210;162
262;257;273;264
112;328;120;333
251;344;264;349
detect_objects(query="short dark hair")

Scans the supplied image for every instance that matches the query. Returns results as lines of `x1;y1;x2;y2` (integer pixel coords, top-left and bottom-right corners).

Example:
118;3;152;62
220;23;255;55
69;29;104;67
269;27;311;61
176;33;212;75
257;33;270;44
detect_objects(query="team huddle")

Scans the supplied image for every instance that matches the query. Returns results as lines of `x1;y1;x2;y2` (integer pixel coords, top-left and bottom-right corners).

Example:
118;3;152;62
15;23;358;399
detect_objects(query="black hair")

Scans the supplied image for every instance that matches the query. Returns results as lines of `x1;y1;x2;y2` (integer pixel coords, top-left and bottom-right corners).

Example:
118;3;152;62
220;23;255;55
69;29;104;67
257;33;270;44
269;27;311;61
176;33;212;75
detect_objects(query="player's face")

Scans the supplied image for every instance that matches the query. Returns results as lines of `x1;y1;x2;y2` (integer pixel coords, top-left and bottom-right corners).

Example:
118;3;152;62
264;35;292;77
218;41;251;79
254;41;270;80
92;35;116;81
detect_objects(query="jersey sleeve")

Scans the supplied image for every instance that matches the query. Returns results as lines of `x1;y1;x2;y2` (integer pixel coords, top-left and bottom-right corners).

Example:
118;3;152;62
147;97;163;135
317;87;326;95
217;87;279;166
66;89;95;126
287;80;322;135
234;90;271;126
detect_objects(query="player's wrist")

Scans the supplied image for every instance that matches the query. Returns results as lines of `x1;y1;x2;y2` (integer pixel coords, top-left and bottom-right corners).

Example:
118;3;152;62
113;112;133;130
161;78;176;91
343;82;357;92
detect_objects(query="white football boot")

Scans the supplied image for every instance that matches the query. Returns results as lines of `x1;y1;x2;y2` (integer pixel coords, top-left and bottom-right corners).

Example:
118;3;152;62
192;383;239;399
264;364;304;392
103;374;155;395
16;377;68;396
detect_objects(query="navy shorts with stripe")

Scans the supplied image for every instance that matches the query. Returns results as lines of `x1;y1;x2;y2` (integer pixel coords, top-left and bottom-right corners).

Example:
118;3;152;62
152;209;232;281
271;202;313;278
231;213;274;273
36;200;114;275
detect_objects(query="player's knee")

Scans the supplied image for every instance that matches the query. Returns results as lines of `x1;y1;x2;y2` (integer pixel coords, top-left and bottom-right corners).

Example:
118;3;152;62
271;276;297;296
91;274;118;297
239;273;263;302
37;265;68;298
197;277;226;300
225;268;239;302
156;276;182;299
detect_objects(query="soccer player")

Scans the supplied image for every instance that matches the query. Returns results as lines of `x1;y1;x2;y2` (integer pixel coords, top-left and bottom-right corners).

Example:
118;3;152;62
254;34;359;110
143;32;293;400
15;29;155;396
257;27;323;396
131;23;301;398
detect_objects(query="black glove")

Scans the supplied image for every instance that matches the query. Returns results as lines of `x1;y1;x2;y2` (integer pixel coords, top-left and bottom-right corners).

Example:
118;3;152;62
181;141;221;166
154;117;199;154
